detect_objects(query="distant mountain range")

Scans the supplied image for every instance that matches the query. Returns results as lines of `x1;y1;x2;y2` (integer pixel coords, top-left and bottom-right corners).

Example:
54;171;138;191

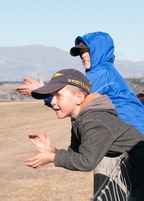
0;45;144;82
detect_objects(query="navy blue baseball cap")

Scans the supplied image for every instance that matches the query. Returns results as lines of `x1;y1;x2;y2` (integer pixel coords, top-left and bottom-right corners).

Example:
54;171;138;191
32;69;92;99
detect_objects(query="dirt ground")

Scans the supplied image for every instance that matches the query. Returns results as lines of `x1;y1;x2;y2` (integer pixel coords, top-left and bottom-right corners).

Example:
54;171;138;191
0;100;93;201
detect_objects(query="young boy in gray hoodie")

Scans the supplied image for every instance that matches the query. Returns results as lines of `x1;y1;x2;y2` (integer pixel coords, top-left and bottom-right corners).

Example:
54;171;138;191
26;69;144;201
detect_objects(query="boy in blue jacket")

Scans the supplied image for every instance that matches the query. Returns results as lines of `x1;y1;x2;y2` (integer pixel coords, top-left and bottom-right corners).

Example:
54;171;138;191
70;31;144;134
70;32;144;194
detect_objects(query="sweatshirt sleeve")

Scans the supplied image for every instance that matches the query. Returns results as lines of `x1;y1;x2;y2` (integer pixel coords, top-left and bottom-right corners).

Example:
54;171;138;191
54;113;115;171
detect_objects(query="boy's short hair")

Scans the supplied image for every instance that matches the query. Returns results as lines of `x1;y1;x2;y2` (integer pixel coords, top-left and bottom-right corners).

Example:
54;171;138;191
32;69;92;99
65;85;88;97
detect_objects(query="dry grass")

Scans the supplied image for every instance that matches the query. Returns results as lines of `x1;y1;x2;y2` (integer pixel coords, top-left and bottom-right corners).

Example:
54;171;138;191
0;101;93;201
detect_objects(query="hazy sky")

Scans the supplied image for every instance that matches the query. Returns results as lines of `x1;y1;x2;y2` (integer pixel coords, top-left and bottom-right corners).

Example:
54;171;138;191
0;0;144;61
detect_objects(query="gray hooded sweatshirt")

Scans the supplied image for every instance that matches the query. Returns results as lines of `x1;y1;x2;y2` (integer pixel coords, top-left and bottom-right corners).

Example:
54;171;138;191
54;94;144;196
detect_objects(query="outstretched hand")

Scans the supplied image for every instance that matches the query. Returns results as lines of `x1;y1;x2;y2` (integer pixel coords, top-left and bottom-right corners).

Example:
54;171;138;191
26;152;55;168
16;76;44;96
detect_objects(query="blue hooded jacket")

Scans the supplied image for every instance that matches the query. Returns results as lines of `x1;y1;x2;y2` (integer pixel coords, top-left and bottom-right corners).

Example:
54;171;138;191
74;32;144;134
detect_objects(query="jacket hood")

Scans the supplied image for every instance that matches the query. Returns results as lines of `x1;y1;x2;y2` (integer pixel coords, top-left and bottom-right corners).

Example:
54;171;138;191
75;32;115;70
80;93;117;116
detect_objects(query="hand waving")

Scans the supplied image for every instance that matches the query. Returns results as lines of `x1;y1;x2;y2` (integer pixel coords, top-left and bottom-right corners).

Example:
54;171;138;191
16;76;44;96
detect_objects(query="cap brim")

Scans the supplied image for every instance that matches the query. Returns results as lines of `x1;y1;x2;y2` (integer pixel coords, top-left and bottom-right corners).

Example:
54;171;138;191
70;43;88;56
31;82;66;99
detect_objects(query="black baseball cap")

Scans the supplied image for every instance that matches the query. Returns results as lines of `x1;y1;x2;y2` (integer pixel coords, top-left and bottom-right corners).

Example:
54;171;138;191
32;69;92;99
70;42;89;56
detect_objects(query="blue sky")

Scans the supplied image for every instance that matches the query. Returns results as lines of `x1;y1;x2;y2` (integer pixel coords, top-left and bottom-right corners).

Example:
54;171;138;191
0;0;144;61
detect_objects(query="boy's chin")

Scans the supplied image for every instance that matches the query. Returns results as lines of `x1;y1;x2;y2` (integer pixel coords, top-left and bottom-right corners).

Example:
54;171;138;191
56;114;67;119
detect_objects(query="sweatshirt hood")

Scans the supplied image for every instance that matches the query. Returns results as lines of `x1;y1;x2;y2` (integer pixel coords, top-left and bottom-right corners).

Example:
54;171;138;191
80;93;117;116
75;32;115;70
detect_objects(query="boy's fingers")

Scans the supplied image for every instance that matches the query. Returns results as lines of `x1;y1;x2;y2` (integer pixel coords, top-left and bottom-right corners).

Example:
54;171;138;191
23;77;33;84
26;156;42;168
28;133;39;138
44;132;49;139
26;162;40;168
29;138;36;145
26;156;37;162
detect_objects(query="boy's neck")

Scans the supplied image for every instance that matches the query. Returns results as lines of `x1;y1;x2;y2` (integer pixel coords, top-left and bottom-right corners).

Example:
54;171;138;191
72;93;101;121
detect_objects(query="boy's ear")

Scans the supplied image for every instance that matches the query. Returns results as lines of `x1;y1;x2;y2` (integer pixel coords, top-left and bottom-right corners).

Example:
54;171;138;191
76;92;85;105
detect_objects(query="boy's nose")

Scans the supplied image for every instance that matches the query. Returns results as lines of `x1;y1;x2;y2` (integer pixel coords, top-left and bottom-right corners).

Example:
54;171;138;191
51;97;56;107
